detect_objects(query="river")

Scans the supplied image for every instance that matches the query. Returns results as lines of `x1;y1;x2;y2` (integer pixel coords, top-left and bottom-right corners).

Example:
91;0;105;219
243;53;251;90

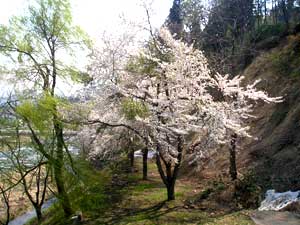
8;198;57;225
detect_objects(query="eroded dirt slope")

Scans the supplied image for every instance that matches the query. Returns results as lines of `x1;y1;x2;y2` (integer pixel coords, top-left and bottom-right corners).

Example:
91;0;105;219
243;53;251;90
199;34;300;192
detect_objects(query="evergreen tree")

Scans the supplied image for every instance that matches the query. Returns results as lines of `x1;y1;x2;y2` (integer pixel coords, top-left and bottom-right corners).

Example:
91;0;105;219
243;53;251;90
166;0;183;38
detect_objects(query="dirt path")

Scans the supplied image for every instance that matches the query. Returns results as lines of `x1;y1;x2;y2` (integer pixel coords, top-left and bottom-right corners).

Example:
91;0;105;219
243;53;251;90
251;211;300;225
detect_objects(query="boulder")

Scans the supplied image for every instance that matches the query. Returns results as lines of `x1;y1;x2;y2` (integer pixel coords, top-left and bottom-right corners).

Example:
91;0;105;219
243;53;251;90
259;189;300;211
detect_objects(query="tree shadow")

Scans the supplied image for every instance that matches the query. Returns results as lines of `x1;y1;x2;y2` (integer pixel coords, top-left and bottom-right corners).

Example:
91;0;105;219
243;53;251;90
102;200;183;224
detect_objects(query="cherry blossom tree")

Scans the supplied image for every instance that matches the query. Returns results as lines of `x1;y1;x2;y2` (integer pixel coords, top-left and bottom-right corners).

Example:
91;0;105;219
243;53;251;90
85;27;281;201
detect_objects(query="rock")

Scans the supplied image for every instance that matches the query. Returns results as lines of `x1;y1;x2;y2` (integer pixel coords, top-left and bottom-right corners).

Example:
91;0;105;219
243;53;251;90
71;211;83;225
280;201;300;213
259;189;300;211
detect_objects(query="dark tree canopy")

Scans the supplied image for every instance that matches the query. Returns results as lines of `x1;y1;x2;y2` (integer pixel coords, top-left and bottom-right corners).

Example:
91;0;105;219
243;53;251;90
166;0;183;38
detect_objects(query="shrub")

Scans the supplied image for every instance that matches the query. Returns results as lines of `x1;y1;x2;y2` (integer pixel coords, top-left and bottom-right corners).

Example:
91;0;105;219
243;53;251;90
234;171;262;209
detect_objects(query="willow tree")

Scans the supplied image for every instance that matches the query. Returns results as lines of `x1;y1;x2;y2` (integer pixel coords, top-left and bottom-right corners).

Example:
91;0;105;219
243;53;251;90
0;0;90;217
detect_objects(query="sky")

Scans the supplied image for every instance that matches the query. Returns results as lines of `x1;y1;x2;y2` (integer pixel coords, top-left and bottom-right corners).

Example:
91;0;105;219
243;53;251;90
0;0;173;42
0;0;173;97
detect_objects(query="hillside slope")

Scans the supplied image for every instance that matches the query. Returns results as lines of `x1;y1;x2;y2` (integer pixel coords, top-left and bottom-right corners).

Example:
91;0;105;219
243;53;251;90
199;34;300;192
242;34;300;191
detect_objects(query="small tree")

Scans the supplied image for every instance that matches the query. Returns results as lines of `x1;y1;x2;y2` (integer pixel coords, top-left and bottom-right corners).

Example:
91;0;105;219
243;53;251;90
2;138;49;221
0;107;50;221
0;186;11;225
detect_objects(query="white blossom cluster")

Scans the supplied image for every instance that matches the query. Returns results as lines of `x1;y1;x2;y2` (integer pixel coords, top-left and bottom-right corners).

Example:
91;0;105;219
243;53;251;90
86;27;282;165
118;28;282;164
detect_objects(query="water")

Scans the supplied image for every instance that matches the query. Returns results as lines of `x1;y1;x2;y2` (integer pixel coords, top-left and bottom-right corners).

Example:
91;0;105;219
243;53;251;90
8;198;57;225
0;145;80;170
1;145;80;224
0;147;40;170
134;150;156;159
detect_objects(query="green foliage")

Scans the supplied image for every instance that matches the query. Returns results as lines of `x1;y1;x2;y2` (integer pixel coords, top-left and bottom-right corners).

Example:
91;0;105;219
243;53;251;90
67;159;111;216
235;171;261;209
121;98;149;120
16;93;63;133
28;0;73;44
253;24;286;43
28;158;113;225
126;38;173;78
198;188;213;200
213;180;226;192
60;66;92;84
126;54;159;77
0;0;91;84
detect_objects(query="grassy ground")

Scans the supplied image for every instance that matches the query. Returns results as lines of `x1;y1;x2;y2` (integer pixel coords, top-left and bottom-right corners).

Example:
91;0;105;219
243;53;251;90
29;158;255;225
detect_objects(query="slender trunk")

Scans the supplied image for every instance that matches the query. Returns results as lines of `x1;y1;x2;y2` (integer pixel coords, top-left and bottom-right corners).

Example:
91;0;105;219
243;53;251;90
0;188;10;225
229;133;238;181
47;40;72;217
275;1;279;24
128;149;135;172
155;153;175;200
54;120;73;217
34;205;42;222
281;0;290;29
155;152;167;186
142;148;148;180
264;0;268;24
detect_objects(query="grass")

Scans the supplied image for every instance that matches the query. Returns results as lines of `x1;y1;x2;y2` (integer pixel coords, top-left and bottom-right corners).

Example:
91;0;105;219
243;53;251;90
26;158;114;225
27;158;255;225
206;211;255;225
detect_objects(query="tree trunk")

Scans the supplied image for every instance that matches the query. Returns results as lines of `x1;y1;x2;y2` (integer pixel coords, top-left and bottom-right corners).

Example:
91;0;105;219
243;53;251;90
0;188;10;225
167;182;175;201
142;148;148;180
229;133;238;181
155;137;184;201
54;120;73;217
128;149;135;172
281;0;290;29
155;153;175;201
34;205;42;222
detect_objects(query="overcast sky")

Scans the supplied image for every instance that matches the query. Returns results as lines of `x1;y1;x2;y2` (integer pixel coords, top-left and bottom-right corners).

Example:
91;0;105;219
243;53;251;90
0;0;173;41
0;0;173;97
